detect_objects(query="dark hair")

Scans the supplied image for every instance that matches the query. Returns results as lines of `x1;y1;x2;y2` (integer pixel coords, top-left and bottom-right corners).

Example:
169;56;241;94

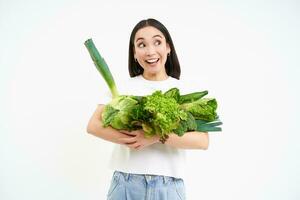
128;18;181;79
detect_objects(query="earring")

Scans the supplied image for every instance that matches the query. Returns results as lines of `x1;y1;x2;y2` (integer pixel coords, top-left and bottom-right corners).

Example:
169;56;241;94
167;53;170;56
135;58;138;62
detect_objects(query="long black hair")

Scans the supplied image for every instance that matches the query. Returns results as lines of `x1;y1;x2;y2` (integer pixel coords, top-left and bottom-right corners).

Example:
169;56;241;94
128;18;181;79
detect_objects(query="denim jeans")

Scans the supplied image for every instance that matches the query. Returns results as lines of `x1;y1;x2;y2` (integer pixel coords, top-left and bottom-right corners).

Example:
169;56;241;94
107;171;186;200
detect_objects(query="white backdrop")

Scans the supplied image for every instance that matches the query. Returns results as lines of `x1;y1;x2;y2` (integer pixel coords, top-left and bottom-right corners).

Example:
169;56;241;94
1;0;299;199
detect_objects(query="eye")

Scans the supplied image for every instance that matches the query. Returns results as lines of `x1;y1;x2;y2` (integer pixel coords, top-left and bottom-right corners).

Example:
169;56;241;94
154;40;161;45
137;43;145;48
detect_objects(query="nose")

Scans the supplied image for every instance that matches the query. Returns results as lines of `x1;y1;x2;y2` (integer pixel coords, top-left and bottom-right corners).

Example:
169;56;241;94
145;45;156;56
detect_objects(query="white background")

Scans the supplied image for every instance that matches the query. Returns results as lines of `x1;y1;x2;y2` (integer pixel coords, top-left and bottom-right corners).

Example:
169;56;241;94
1;0;299;199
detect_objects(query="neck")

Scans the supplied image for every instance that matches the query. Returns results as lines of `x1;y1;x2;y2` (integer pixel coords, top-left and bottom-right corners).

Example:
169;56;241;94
142;71;168;81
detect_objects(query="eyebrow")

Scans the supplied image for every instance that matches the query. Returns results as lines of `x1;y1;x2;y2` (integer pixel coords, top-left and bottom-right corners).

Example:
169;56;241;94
135;35;163;42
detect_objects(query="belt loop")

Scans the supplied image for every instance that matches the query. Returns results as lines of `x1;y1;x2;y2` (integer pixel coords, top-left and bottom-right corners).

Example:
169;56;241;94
163;176;167;184
125;173;130;181
144;175;151;183
114;171;121;182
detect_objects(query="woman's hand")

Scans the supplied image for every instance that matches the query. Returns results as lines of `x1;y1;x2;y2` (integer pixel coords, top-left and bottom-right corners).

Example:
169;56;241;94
118;130;160;150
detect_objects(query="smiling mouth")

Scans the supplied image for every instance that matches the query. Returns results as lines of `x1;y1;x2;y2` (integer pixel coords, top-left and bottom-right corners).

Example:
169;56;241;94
145;58;159;64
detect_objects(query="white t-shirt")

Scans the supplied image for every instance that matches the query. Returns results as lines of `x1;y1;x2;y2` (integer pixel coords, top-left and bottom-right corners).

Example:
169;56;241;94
101;75;192;179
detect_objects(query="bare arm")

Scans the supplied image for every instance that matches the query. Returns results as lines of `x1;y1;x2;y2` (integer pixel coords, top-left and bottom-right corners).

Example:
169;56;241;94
164;132;209;150
86;104;159;148
86;104;134;144
86;105;209;150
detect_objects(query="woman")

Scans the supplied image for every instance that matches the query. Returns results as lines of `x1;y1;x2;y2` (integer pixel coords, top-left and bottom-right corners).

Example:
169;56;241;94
87;18;209;200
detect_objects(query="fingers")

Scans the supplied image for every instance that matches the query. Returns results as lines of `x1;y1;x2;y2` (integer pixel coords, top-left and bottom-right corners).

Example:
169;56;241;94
119;130;138;136
118;137;137;144
117;130;146;150
118;137;143;150
126;143;141;149
119;130;130;134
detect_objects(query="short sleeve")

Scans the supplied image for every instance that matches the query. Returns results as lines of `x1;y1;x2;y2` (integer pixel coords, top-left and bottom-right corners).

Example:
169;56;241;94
178;77;207;94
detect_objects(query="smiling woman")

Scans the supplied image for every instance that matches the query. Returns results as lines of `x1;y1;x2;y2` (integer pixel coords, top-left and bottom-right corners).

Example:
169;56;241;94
133;27;171;80
128;18;181;82
87;18;210;200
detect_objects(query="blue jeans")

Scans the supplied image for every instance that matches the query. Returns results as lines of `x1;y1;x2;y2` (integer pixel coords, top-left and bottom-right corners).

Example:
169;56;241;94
107;171;186;200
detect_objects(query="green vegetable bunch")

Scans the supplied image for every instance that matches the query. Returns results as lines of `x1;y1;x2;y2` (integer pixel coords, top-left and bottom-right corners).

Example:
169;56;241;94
85;39;222;142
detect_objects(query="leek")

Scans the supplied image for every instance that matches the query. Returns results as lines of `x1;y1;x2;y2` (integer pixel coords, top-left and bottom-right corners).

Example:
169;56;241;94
84;38;119;98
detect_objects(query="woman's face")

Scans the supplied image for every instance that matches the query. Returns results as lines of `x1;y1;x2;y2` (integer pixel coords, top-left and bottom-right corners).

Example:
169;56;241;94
133;26;171;78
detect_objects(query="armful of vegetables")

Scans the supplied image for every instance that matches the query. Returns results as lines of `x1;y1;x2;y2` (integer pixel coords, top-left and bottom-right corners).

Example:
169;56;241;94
84;38;222;143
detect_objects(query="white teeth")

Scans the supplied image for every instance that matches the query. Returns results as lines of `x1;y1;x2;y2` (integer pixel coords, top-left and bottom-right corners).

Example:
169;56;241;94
146;58;159;63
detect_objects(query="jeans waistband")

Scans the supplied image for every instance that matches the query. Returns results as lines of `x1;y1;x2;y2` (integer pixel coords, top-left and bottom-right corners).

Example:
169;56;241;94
114;171;179;184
